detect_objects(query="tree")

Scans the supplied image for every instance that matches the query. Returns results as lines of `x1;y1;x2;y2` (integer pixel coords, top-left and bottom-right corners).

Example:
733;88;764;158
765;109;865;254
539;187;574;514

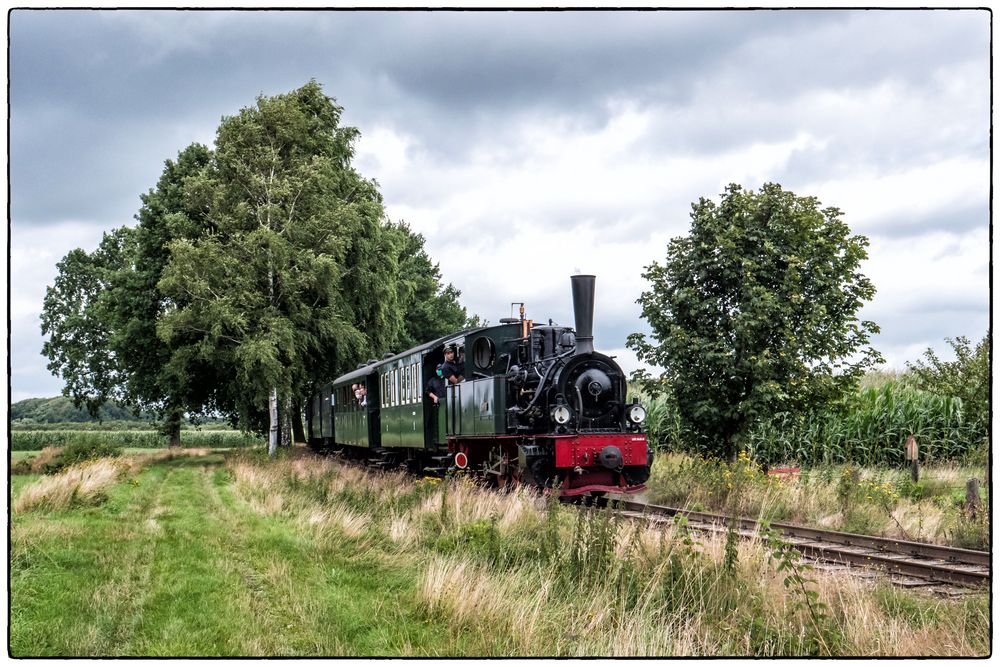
41;144;219;445
628;183;882;461
157;81;385;454
43;81;477;452
907;332;990;439
41;228;135;419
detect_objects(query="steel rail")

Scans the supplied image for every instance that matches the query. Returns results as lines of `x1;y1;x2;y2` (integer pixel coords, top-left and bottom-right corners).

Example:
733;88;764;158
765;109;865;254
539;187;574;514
567;498;990;588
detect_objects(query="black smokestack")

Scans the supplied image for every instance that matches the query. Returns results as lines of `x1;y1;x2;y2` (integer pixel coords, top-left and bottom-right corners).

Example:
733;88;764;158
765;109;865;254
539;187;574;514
571;274;596;354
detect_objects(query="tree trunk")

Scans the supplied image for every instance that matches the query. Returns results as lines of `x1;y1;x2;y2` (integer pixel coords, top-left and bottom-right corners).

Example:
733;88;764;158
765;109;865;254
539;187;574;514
292;398;306;444
268;387;279;456
725;432;741;464
167;408;183;448
281;395;292;449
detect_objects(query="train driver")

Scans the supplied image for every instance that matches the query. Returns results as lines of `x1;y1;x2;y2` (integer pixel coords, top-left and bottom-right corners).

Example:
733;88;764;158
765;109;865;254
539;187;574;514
440;346;464;385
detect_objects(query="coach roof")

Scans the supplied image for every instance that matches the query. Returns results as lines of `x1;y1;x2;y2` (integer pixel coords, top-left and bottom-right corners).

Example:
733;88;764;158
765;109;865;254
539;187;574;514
331;326;489;386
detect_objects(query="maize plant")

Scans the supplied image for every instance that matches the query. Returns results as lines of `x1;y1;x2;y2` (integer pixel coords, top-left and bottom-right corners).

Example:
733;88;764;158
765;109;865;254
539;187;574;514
642;379;985;467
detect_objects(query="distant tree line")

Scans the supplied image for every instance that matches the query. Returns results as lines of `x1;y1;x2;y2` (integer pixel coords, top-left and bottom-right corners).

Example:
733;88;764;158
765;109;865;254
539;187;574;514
11;396;155;424
41;81;475;451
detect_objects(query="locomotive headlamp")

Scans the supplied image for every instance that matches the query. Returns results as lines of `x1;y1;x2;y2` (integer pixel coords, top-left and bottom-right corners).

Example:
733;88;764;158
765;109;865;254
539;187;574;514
627;404;647;425
551;405;571;425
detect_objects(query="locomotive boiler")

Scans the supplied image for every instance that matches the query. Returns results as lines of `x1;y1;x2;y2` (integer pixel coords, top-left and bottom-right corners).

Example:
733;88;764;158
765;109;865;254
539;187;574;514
306;275;652;497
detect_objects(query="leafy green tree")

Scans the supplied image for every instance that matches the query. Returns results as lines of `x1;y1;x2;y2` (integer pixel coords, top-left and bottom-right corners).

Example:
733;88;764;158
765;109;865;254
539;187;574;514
41;145;218;445
41;227;136;418
628;183;882;461
158;81;383;454
43;81;477;451
907;332;990;438
10;396;154;423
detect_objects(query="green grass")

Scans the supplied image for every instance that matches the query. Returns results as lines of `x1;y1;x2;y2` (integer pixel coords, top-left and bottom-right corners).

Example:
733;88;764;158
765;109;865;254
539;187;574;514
11;448;165;462
10;454;472;656
11;453;989;656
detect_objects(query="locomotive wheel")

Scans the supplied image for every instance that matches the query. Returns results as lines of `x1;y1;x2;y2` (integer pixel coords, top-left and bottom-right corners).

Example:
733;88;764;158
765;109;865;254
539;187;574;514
483;446;522;489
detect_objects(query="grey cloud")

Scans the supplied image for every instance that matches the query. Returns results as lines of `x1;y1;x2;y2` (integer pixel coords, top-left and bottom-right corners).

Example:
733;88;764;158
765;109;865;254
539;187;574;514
860;202;989;238
871;310;988;348
12;9;989;227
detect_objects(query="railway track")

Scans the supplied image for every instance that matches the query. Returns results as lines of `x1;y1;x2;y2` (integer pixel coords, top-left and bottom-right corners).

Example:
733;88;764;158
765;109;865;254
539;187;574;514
564;497;991;589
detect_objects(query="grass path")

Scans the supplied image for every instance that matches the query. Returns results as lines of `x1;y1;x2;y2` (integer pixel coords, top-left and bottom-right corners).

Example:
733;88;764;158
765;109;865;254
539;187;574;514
10;456;464;656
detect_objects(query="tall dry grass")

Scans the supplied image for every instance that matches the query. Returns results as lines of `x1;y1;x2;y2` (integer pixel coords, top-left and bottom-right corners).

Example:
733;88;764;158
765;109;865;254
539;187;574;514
14;460;126;512
225;454;988;656
14;448;216;513
646;452;988;547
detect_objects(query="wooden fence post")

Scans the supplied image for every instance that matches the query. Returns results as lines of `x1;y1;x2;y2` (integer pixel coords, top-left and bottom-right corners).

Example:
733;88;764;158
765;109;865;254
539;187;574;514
905;435;919;483
966;478;982;515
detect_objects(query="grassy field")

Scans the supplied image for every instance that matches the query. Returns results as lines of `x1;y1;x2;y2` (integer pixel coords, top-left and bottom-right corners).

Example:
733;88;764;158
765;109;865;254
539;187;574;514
10;449;990;657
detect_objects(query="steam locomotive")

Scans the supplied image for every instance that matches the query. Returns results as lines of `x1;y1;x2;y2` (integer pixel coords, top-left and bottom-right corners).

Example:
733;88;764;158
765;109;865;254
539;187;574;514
305;275;652;496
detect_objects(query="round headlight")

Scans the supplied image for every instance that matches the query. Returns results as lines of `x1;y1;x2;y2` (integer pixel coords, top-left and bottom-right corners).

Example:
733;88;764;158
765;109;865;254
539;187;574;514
627;404;646;424
551;405;571;425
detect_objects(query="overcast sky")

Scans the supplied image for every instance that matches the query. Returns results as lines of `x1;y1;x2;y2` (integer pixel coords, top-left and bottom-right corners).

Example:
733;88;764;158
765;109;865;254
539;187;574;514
8;8;991;403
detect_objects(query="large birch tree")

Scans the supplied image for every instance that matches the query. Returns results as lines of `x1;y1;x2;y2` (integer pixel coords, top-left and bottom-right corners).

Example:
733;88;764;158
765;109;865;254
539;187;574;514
157;81;383;454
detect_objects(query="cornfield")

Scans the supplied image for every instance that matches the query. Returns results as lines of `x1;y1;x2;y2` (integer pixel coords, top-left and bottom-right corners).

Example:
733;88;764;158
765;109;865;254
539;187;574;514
10;430;261;452
641;380;987;467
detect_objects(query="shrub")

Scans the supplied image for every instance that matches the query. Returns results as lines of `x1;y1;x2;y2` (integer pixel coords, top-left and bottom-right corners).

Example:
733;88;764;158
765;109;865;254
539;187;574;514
55;439;124;469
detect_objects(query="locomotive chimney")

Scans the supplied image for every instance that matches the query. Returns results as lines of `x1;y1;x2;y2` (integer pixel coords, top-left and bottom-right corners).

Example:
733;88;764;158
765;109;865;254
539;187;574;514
570;274;596;354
